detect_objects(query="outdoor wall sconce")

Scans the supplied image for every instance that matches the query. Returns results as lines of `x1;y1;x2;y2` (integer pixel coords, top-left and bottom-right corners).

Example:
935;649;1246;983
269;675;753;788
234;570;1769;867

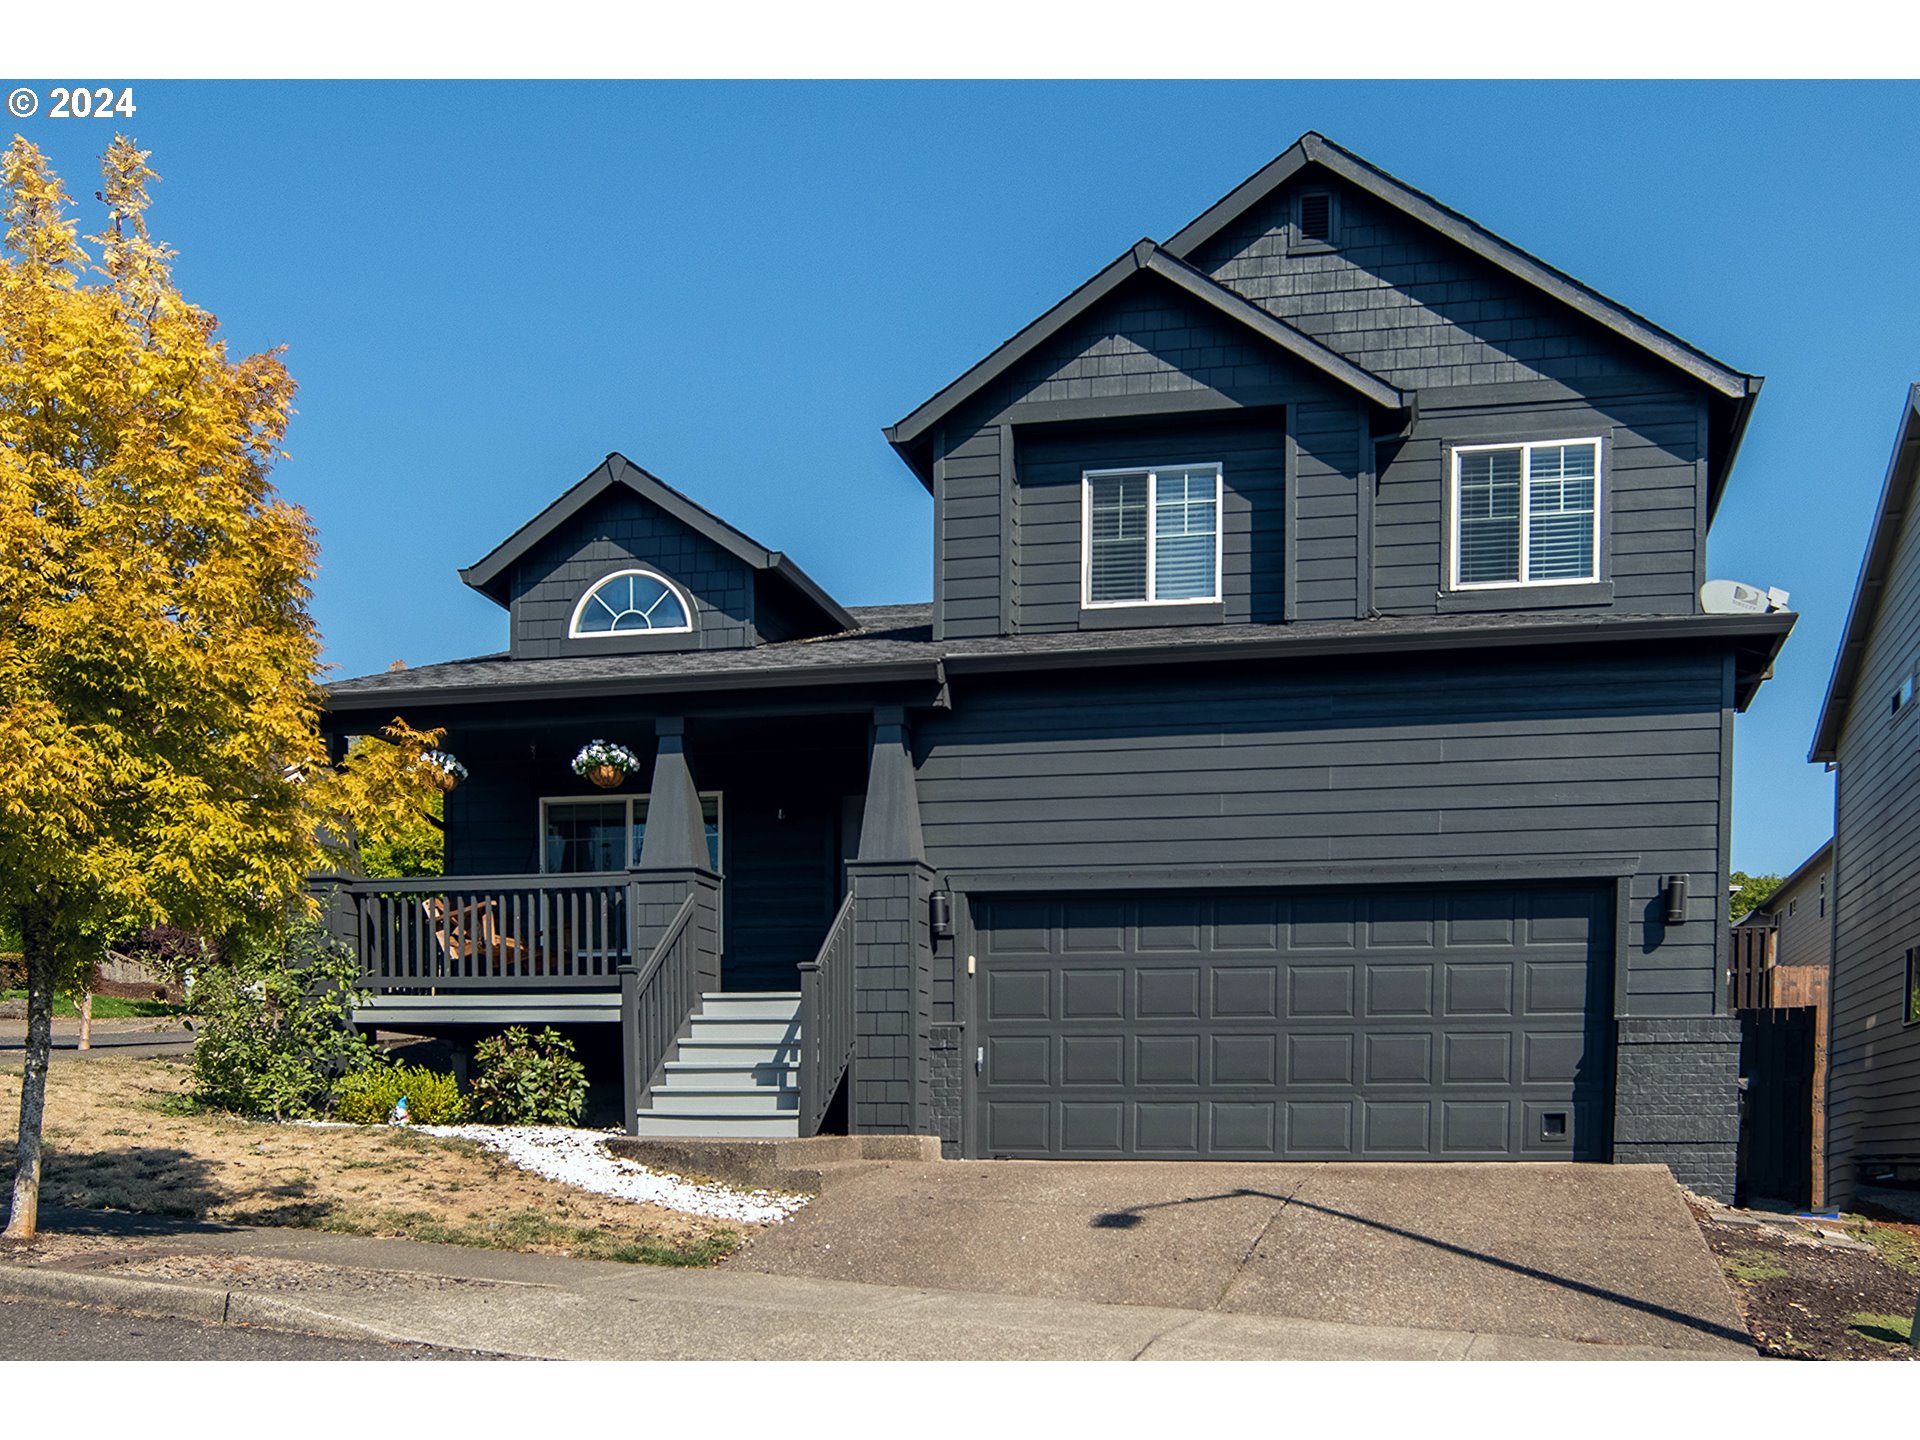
930;890;954;941
1664;874;1689;925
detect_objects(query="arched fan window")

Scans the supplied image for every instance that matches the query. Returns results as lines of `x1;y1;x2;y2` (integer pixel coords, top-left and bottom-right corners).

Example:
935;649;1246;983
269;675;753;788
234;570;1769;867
568;568;694;637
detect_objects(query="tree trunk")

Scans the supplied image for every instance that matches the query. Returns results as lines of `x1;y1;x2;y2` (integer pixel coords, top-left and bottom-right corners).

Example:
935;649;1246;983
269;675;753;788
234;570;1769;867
77;990;92;1052
4;920;56;1241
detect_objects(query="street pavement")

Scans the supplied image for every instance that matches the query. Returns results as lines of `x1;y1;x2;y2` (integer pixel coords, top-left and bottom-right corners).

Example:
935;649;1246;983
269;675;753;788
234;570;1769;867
0;1294;494;1361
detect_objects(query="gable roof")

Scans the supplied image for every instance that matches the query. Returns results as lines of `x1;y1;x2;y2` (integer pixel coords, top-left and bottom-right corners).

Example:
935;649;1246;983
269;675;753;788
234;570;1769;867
1810;384;1920;763
1167;132;1760;402
889;132;1763;513
884;239;1409;487
458;452;856;634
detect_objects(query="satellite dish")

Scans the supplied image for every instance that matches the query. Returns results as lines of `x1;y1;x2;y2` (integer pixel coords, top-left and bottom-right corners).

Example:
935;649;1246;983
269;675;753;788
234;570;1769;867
1700;579;1789;614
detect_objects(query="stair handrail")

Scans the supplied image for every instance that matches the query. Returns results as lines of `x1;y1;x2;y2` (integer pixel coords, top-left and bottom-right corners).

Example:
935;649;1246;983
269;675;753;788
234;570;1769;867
798;891;856;1137
621;888;704;1131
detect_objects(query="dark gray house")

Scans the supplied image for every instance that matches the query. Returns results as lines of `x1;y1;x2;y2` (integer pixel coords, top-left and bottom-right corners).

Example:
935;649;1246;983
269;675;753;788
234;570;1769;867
1810;383;1920;1209
322;133;1791;1200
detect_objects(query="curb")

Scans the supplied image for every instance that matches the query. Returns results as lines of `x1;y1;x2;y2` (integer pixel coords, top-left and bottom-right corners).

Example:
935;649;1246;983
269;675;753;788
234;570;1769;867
0;1263;497;1354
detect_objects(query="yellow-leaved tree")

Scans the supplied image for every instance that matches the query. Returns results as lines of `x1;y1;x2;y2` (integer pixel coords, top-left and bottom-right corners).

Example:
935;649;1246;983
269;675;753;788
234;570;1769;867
0;136;439;1239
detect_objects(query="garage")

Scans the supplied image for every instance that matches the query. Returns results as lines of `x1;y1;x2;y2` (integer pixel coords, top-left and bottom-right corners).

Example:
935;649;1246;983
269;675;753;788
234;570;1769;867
971;885;1613;1161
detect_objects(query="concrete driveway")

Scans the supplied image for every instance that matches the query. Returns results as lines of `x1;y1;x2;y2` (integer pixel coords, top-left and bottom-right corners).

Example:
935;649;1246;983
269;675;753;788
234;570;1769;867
734;1161;1752;1355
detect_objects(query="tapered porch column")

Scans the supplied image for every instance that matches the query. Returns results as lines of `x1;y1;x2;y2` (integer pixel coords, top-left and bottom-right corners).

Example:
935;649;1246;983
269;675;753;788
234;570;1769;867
848;705;936;1136
636;717;709;871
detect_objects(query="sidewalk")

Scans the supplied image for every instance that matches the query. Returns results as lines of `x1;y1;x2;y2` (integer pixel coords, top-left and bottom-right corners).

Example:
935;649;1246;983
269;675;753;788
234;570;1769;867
0;1208;1752;1361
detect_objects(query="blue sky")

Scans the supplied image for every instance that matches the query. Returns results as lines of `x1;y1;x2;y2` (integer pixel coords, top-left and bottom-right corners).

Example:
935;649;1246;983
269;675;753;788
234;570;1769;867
13;80;1920;876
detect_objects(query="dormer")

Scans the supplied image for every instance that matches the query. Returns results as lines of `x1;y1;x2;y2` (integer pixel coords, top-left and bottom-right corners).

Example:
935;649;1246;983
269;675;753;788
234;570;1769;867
461;453;854;659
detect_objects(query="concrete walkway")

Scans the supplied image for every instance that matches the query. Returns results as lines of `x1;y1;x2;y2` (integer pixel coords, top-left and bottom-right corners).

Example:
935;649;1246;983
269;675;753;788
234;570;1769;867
735;1160;1755;1355
0;1206;1750;1361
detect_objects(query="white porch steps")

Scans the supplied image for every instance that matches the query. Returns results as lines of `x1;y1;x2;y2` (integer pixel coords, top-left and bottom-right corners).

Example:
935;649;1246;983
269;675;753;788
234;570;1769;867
633;992;802;1139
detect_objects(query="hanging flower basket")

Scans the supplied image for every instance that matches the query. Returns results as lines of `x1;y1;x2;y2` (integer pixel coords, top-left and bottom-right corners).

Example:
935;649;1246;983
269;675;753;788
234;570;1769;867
421;750;468;792
573;740;640;791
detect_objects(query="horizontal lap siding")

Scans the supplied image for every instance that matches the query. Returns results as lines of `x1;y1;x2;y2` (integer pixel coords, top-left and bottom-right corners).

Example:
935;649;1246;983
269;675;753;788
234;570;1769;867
936;427;1004;639
1830;490;1920;1201
919;651;1730;1014
1375;392;1703;615
1015;416;1286;631
1292;400;1361;619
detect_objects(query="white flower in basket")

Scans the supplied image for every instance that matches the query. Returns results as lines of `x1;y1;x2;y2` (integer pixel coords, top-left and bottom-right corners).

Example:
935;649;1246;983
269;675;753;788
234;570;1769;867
572;740;641;790
421;750;469;791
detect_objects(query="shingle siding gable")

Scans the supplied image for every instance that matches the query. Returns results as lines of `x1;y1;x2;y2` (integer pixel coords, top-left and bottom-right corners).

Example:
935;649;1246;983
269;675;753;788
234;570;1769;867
509;489;757;658
1193;178;1667;394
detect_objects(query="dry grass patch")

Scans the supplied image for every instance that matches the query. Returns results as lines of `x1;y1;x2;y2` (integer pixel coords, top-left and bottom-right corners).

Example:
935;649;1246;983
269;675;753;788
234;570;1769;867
0;1055;743;1265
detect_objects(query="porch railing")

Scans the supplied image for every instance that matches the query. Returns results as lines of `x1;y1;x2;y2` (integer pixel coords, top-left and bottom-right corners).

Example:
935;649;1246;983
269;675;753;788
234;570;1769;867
798;892;856;1137
621;872;722;1129
344;873;633;990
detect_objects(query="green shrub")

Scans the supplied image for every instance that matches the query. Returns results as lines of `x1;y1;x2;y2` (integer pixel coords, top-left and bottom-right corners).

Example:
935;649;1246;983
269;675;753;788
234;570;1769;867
190;920;379;1120
469;1026;588;1125
333;1063;469;1126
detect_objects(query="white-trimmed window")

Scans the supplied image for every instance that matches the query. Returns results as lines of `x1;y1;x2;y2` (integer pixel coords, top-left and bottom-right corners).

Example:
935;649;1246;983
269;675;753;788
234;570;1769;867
1082;464;1223;607
540;793;722;874
1451;439;1602;589
569;567;694;637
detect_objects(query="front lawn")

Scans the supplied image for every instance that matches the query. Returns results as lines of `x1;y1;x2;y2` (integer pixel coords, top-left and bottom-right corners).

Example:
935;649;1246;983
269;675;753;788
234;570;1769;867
0;990;178;1021
0;1054;748;1266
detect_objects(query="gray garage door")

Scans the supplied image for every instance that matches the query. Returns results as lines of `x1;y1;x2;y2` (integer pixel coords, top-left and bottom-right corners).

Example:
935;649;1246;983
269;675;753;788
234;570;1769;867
973;886;1611;1161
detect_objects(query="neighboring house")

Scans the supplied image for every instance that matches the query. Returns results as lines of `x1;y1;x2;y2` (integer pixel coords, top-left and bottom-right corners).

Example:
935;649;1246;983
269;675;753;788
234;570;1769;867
1810;384;1920;1209
1731;840;1834;1004
1729;839;1832;1204
319;132;1792;1200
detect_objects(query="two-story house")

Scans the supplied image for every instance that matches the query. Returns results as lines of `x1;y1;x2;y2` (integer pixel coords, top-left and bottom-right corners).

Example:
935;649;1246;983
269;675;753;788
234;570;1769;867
321;133;1792;1201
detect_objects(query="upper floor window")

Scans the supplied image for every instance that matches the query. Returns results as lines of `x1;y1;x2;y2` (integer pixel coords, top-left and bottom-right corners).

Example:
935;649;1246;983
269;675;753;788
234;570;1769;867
569;568;693;638
1082;464;1222;608
1451;439;1602;590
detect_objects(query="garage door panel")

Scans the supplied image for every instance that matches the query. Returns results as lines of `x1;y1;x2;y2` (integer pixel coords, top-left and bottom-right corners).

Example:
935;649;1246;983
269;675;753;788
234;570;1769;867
1137;1034;1202;1085
1366;894;1438;947
1061;1103;1125;1153
986;968;1050;1021
1365;964;1435;1017
1287;1101;1356;1153
1138;899;1202;950
1136;967;1201;1018
1139;1103;1202;1152
1364;1101;1432;1154
974;887;1609;1161
1211;966;1279;1018
1062;968;1125;1020
1213;899;1281;950
1061;1035;1126;1086
1444;1031;1514;1085
1212;1103;1276;1152
1364;1032;1434;1085
1213;1033;1278;1085
987;1035;1051;1086
1287;1032;1356;1085
1441;1100;1512;1153
1285;897;1358;949
1288;965;1356;1018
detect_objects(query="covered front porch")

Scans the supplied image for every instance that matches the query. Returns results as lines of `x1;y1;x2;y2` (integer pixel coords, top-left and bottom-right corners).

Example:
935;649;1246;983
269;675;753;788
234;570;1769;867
318;699;934;1141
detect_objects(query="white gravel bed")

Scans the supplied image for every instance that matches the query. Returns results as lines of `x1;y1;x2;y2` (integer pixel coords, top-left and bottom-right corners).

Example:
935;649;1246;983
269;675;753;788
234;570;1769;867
415;1124;808;1224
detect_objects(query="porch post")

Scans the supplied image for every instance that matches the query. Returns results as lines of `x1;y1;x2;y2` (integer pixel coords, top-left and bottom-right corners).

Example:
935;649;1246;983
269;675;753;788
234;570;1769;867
848;706;935;1137
637;716;708;870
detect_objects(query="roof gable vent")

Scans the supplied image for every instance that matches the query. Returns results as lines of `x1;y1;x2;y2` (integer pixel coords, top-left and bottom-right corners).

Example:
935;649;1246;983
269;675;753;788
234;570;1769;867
1298;191;1334;243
